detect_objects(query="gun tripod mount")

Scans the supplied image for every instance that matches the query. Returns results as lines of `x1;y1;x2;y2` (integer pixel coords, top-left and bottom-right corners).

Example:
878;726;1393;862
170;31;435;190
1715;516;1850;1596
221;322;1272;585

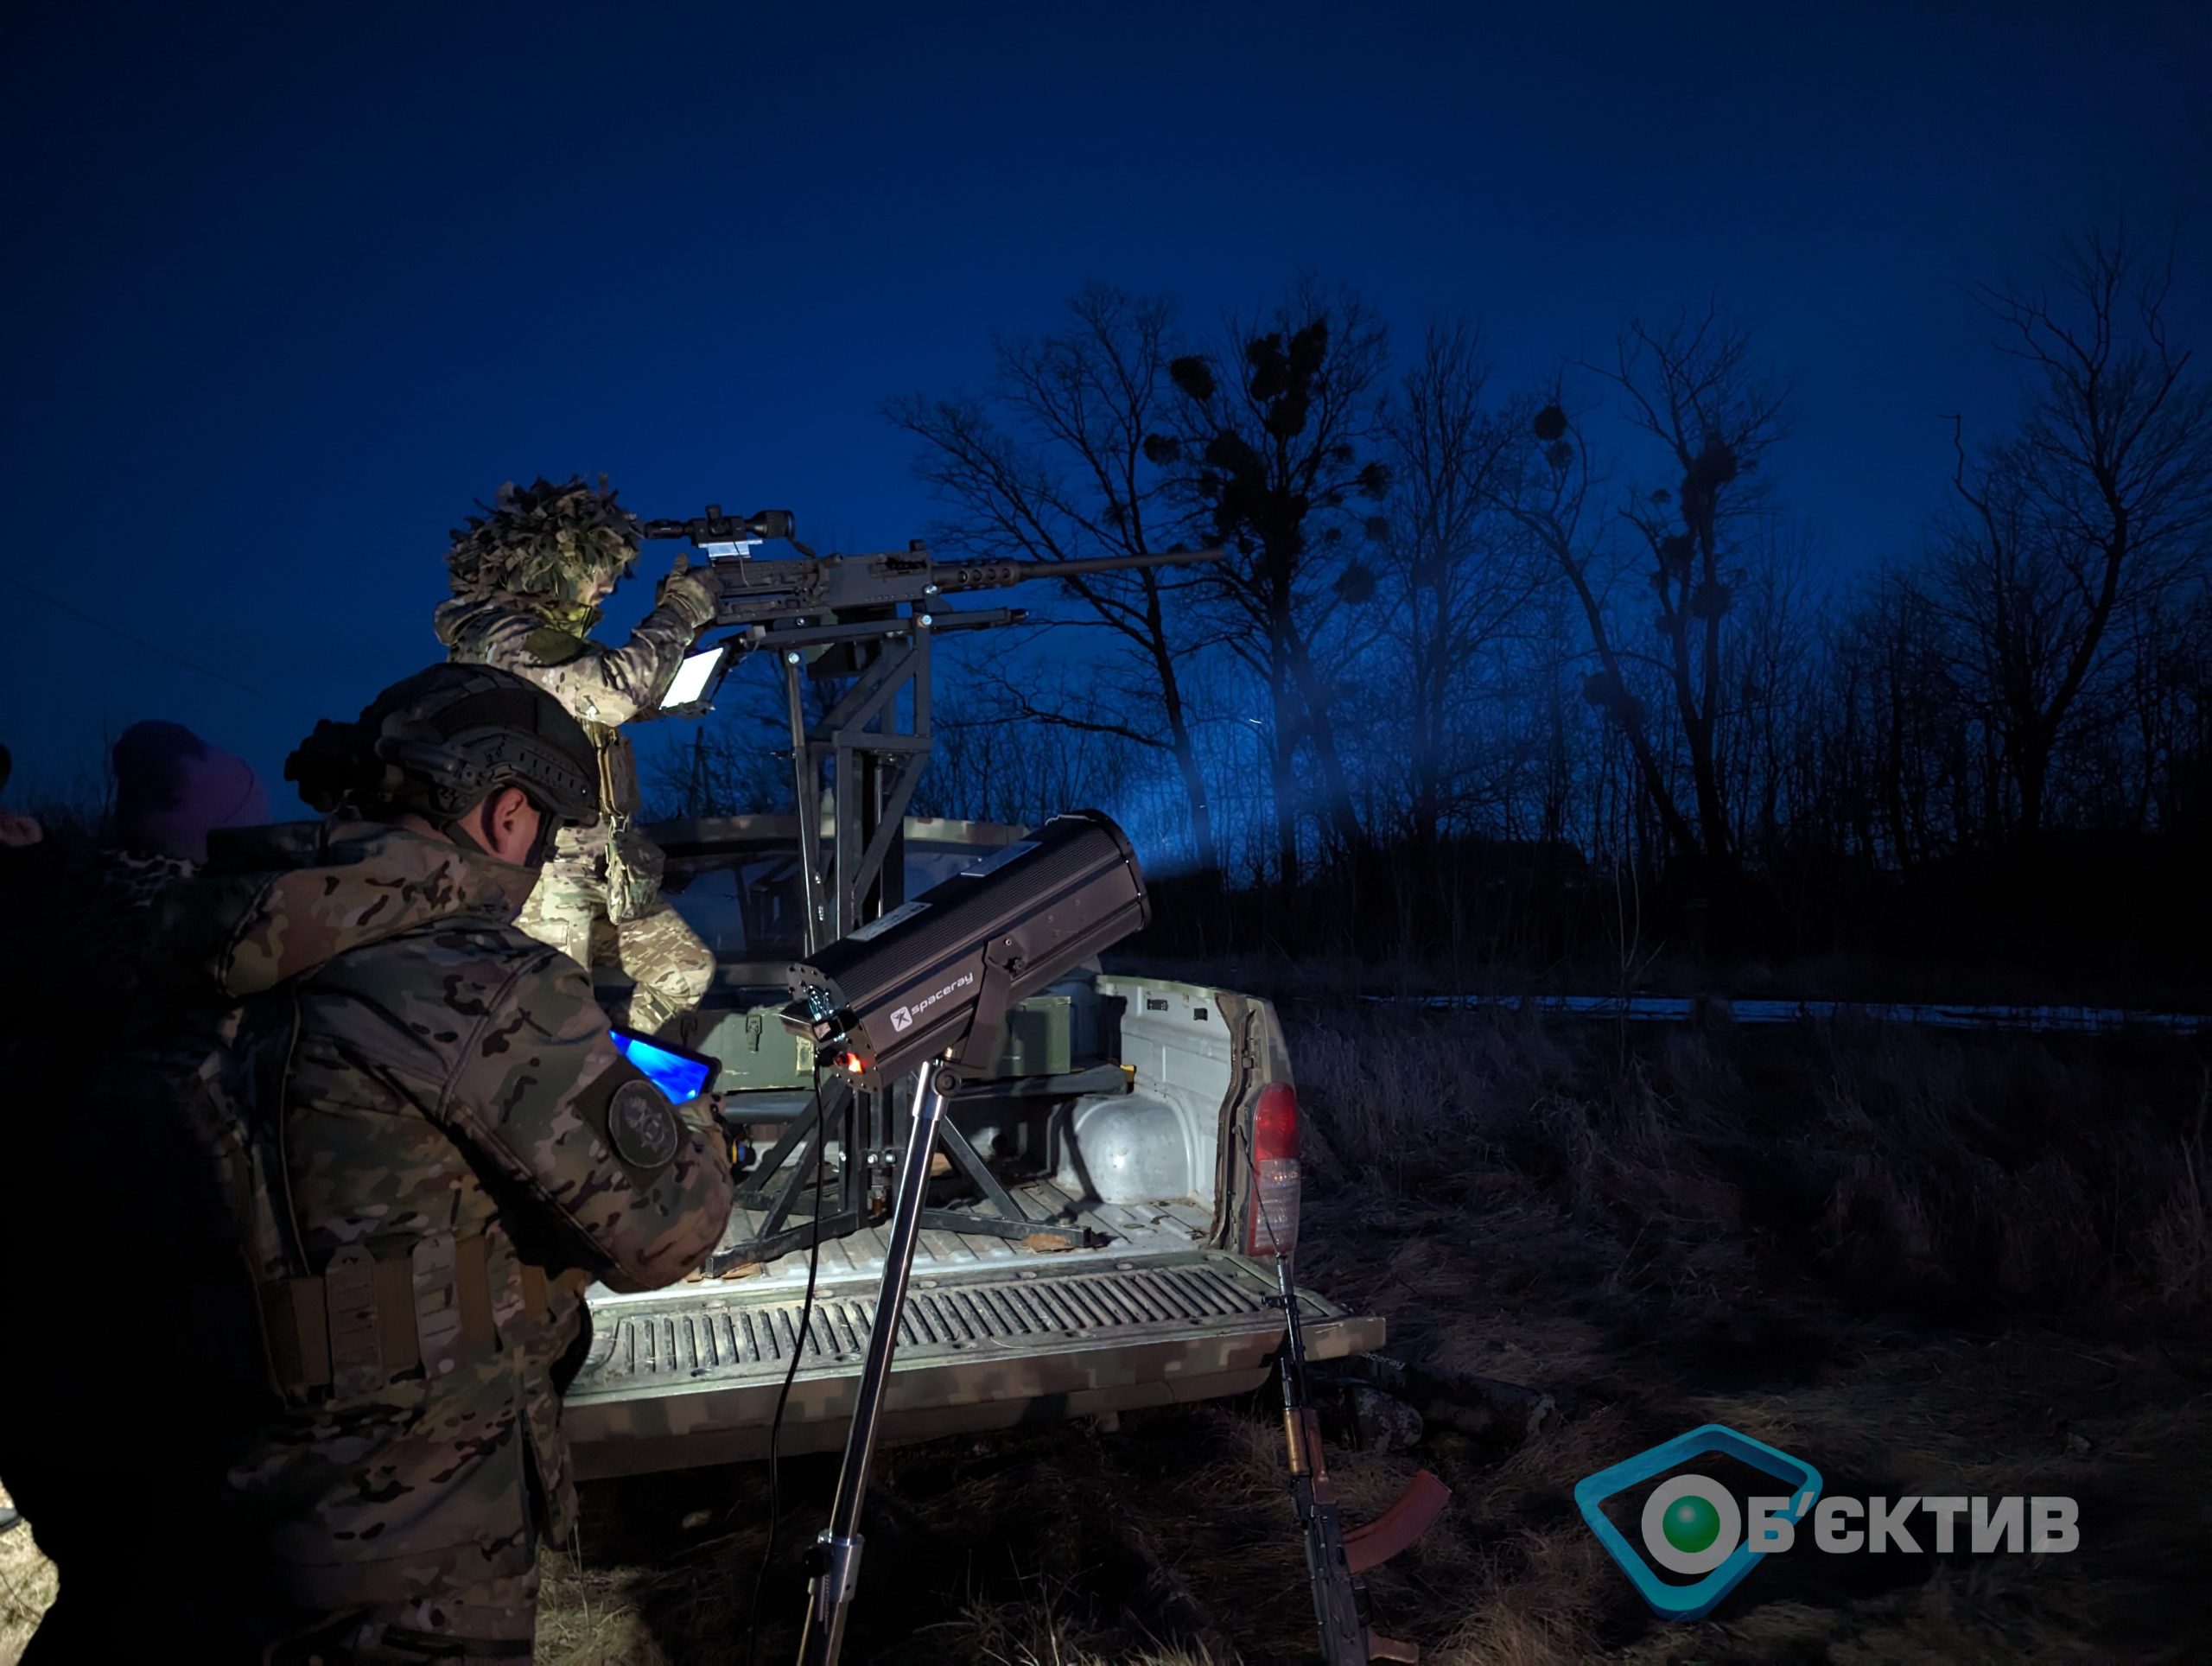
783;811;1149;1666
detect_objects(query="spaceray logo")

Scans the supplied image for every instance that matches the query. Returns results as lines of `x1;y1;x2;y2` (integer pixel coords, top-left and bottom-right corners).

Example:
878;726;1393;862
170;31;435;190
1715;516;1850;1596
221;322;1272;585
889;970;976;1033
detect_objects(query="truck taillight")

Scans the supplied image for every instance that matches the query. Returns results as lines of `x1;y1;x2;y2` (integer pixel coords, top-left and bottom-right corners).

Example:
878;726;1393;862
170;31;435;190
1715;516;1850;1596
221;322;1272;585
1245;1081;1301;1261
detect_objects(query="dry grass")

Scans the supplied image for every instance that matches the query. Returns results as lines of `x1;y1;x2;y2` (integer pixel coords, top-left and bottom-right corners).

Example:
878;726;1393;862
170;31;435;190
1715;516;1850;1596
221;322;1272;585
522;1009;2209;1663
10;1009;2210;1662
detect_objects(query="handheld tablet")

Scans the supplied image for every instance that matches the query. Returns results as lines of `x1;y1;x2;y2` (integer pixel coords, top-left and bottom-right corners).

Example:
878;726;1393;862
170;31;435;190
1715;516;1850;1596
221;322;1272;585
609;1027;721;1103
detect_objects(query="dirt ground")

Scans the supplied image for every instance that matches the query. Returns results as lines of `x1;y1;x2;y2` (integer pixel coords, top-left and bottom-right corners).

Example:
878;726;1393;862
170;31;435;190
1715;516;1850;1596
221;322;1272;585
7;1006;2210;1663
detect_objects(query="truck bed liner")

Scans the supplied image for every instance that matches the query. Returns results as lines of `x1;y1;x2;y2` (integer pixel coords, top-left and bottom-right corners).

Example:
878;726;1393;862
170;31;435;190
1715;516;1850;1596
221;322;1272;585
693;1177;1216;1287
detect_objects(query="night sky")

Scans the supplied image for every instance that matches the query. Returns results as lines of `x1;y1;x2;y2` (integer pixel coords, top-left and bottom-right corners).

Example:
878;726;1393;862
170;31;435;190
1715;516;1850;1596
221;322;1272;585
3;2;2206;818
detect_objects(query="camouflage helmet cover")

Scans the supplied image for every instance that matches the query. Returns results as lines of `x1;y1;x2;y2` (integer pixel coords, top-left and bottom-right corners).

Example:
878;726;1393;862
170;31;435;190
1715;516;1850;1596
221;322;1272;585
445;475;644;607
287;663;601;832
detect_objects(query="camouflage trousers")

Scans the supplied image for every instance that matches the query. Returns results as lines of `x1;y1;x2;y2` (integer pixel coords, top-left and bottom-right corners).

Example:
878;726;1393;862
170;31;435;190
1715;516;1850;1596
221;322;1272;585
517;822;713;1036
262;1569;538;1663
21;1559;536;1663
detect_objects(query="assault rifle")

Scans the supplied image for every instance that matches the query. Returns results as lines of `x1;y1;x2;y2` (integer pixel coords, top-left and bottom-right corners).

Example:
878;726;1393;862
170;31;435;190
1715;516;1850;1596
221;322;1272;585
1273;1251;1450;1664
639;505;1225;638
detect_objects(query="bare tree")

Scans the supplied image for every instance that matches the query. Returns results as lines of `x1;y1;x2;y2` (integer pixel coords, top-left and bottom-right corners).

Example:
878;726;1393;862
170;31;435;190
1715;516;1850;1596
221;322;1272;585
1596;303;1796;866
2124;582;2212;835
1161;277;1393;887
1821;570;1970;867
886;286;1225;871
1487;384;1704;862
1486;303;1796;871
915;688;1138;830
1936;224;2212;847
1370;321;1541;855
1713;529;1822;862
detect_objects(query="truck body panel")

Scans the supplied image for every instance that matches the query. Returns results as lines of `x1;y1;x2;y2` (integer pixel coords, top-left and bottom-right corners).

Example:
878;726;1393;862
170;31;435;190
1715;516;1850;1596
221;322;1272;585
562;820;1376;1476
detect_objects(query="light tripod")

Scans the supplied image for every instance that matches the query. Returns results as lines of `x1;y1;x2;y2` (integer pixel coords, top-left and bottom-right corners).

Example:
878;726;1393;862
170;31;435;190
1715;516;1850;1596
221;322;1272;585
793;1056;960;1666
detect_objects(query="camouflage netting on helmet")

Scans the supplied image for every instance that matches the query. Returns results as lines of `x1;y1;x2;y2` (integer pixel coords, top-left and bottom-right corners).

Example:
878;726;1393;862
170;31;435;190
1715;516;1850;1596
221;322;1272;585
446;475;643;605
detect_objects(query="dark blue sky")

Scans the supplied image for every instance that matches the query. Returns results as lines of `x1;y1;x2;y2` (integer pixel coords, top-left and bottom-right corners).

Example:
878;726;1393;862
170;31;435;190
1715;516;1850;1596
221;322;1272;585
3;2;2206;817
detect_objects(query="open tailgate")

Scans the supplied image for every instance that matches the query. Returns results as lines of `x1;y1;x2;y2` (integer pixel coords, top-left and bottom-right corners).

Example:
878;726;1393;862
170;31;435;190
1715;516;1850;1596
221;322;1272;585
566;1250;1381;1479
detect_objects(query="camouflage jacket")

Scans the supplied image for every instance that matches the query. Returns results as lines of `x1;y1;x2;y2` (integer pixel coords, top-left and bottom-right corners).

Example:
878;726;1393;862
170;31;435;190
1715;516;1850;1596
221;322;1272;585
159;819;733;1609
430;576;715;829
0;839;202;1562
0;836;194;1027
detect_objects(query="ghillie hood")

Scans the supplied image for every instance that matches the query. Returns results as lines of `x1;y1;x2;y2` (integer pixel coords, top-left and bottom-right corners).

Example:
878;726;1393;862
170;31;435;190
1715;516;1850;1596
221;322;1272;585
445;475;643;613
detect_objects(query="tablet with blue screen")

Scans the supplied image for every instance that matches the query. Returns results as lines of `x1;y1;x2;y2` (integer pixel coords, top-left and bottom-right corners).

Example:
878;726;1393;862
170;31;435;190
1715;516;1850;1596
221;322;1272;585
609;1028;721;1103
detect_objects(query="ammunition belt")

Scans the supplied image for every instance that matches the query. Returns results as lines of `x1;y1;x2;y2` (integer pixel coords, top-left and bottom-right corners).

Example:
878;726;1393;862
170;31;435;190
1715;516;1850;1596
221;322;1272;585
259;1231;581;1396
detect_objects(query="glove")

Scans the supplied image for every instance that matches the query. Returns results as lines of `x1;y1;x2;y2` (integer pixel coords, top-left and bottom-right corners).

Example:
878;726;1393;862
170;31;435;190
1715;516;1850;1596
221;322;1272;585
657;550;716;629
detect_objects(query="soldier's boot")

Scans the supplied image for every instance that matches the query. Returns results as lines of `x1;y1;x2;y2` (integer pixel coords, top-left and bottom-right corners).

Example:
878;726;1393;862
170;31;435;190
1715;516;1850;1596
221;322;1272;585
611;899;715;1038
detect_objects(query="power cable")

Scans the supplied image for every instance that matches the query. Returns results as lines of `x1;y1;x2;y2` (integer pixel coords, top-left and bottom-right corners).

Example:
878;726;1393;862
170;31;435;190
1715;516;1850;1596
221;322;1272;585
747;1059;832;1666
1;572;273;699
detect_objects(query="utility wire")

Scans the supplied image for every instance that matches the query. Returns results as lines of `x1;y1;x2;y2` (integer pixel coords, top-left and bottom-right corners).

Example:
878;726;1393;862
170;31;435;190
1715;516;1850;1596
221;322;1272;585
1;572;273;699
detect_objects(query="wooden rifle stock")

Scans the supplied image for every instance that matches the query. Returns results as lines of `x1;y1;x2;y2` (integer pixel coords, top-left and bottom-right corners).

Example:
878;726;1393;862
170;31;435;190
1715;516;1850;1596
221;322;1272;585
1272;1258;1447;1664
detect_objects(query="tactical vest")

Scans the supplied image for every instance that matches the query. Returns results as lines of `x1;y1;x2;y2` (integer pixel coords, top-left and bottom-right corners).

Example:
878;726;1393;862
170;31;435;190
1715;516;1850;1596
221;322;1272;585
137;982;568;1408
518;623;659;921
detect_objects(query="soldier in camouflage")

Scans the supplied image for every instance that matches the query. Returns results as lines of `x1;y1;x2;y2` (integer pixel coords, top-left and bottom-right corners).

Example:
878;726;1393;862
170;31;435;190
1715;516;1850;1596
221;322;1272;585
432;475;719;1036
58;665;734;1663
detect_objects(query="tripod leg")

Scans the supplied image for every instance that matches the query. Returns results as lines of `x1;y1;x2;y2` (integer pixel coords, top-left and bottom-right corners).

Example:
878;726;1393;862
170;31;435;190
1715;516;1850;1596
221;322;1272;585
796;1060;956;1666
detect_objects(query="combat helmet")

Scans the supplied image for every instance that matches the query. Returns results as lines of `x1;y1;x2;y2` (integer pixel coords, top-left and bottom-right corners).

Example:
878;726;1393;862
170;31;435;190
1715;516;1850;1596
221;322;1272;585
445;475;643;628
286;664;599;863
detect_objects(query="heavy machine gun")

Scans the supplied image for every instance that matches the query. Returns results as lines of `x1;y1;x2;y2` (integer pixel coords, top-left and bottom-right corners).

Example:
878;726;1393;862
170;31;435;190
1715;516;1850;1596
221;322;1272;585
640;505;1223;1267
640;505;1221;944
640;504;1223;641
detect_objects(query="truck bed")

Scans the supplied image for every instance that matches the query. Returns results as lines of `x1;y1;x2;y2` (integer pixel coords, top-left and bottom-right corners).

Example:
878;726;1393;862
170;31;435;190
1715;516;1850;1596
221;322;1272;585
566;1179;1379;1478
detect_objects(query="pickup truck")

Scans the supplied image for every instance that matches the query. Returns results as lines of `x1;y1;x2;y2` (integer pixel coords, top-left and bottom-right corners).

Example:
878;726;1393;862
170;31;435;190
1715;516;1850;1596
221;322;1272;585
563;814;1383;1479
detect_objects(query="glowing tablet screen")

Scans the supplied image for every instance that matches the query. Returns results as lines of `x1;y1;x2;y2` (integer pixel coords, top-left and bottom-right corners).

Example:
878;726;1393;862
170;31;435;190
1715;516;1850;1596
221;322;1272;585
662;645;727;711
610;1029;717;1103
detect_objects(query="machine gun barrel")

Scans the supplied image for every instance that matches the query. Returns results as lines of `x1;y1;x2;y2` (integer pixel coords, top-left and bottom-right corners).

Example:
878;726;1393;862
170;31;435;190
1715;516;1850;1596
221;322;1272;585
692;544;1226;632
931;547;1225;591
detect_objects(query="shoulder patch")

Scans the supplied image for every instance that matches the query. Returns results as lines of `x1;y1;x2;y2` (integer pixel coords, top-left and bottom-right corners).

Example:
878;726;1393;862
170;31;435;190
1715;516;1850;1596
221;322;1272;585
566;1053;686;1188
607;1078;682;1171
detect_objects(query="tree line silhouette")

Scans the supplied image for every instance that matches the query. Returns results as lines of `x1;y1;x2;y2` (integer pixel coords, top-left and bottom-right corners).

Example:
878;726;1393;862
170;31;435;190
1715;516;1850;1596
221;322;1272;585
666;224;2211;992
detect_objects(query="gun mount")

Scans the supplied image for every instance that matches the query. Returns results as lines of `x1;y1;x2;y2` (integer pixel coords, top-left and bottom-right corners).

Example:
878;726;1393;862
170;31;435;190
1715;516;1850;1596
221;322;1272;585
642;505;1222;947
640;506;1222;1264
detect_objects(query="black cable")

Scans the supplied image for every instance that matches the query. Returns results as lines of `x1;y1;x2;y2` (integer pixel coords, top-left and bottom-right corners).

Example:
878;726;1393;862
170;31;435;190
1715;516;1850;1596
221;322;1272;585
0;571;272;698
747;1059;831;1666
